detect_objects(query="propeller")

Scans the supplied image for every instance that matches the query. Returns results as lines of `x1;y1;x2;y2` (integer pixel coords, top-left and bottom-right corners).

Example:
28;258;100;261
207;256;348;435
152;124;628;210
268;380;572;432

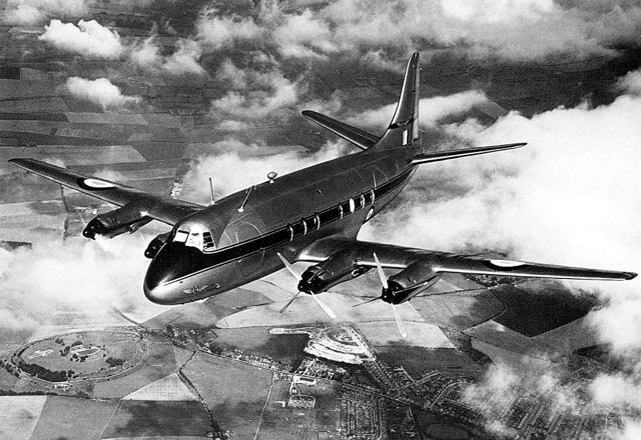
373;253;407;337
276;252;336;319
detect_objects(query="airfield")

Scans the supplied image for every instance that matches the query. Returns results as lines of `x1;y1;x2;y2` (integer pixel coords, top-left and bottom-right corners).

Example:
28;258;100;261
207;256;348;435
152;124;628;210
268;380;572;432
1;1;640;440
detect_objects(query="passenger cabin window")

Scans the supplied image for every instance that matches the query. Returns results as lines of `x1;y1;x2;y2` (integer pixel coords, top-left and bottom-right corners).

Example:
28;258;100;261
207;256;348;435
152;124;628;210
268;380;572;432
358;194;365;209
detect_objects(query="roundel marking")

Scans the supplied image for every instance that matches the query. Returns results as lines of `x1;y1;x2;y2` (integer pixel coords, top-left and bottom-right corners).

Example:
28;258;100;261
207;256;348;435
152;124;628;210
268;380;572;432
484;259;528;272
489;259;526;268
77;178;116;191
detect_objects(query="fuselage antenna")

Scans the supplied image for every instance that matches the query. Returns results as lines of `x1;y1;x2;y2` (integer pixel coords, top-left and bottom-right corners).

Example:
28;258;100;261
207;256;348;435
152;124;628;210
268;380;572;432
209;178;215;206
238;185;255;213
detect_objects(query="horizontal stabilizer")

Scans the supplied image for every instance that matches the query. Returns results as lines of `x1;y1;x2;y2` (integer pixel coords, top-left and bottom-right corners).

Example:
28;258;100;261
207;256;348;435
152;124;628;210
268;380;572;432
411;142;526;165
302;110;379;150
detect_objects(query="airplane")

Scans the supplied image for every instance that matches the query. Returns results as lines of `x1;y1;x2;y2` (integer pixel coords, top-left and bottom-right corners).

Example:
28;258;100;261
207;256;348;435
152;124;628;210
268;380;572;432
9;52;636;334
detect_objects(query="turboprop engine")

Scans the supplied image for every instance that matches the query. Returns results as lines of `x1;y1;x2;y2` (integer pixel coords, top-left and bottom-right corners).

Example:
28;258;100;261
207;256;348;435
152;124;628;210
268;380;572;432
380;261;441;304
298;250;370;294
82;202;152;240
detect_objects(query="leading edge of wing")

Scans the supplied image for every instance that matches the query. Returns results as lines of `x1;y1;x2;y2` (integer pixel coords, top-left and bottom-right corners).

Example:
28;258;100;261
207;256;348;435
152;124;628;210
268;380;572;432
9;158;204;225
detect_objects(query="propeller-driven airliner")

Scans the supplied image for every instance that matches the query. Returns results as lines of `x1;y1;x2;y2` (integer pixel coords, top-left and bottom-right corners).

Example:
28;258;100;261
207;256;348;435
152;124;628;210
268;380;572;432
9;53;636;335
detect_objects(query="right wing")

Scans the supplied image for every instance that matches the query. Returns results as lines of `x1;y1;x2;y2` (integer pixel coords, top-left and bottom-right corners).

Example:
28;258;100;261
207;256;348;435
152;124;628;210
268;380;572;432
298;237;637;281
9;158;204;226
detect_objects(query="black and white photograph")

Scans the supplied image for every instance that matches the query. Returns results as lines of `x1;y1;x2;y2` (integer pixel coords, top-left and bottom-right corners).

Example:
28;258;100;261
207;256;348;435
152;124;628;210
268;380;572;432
0;1;639;439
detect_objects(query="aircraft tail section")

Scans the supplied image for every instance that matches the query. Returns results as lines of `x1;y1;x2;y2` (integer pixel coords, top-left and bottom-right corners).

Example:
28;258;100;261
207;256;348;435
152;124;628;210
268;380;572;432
301;52;421;151
374;51;421;149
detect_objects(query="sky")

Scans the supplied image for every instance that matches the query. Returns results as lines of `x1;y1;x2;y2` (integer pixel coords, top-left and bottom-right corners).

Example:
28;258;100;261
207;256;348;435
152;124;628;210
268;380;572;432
1;0;641;437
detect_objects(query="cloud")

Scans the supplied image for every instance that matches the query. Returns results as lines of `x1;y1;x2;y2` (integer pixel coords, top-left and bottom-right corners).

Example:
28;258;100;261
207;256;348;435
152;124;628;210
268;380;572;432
180;139;350;205
39;19;123;59
130;37;205;75
617;69;641;95
210;58;301;121
189;0;641;62
0;236;153;332
347;90;489;130
66;77;141;110
320;0;641;61
272;9;337;58
3;0;85;25
196;8;263;50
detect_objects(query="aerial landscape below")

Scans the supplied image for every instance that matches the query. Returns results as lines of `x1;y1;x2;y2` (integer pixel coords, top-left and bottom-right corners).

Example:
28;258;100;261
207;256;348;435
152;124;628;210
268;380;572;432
1;1;640;440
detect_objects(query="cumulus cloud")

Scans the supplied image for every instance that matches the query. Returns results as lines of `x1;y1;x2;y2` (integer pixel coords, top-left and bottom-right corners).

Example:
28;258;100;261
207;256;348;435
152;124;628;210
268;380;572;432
320;0;641;60
66;77;141;110
210;59;301;121
272;9;337;58
180;139;350;204
360;95;640;283
196;7;263;50
0;236;153;332
3;0;85;25
191;0;641;62
130;37;205;75
347;90;489;130
39;19;123;59
617;69;641;95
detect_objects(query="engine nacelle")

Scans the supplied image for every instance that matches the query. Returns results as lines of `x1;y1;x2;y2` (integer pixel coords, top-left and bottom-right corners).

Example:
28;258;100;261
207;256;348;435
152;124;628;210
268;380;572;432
82;203;152;240
381;262;440;304
144;231;170;259
298;251;369;294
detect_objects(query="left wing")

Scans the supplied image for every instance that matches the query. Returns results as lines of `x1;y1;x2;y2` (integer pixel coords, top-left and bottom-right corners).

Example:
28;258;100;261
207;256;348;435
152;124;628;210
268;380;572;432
296;237;636;302
9;158;204;225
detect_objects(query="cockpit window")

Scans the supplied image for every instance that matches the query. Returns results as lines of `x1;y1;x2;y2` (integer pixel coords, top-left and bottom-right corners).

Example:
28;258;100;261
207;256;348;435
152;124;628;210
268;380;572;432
173;224;215;252
186;231;202;249
174;230;189;242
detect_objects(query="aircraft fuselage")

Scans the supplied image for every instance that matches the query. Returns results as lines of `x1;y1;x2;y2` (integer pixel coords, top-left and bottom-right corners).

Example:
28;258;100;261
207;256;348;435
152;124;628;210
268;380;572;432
143;146;420;304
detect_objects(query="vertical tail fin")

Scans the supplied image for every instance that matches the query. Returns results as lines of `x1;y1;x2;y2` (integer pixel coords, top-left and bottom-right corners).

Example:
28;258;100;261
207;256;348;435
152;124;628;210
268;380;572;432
375;52;420;149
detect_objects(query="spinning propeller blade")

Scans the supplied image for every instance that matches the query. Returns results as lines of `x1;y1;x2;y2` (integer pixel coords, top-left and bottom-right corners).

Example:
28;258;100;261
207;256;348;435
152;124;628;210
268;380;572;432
277;252;302;279
279;290;302;313
373;252;406;337
276;252;336;319
391;304;407;338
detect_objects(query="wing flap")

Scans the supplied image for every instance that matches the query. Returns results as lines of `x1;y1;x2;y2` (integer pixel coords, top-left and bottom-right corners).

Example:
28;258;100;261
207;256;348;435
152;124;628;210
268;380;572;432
9;158;203;225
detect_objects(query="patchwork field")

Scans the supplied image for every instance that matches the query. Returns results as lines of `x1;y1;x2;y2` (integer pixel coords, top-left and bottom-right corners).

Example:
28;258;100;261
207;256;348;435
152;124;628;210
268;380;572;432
181;352;274;439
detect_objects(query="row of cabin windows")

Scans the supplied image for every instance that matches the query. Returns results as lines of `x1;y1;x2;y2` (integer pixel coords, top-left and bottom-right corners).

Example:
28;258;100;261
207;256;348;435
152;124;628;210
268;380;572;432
286;188;375;242
172;168;412;254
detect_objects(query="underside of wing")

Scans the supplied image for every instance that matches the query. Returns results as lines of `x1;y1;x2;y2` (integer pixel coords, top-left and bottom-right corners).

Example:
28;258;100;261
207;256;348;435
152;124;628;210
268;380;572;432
9;158;204;226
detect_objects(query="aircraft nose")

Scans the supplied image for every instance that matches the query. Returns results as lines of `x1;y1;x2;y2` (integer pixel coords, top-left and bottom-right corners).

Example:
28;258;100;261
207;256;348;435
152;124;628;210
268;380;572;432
143;242;205;305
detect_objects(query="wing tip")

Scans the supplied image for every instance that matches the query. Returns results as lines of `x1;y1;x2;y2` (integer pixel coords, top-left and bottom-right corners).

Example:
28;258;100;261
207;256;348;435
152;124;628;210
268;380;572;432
623;271;638;280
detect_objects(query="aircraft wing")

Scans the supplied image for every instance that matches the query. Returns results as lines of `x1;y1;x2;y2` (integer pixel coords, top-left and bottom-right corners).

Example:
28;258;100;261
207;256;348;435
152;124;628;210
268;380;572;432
298;237;637;281
9;158;204;226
